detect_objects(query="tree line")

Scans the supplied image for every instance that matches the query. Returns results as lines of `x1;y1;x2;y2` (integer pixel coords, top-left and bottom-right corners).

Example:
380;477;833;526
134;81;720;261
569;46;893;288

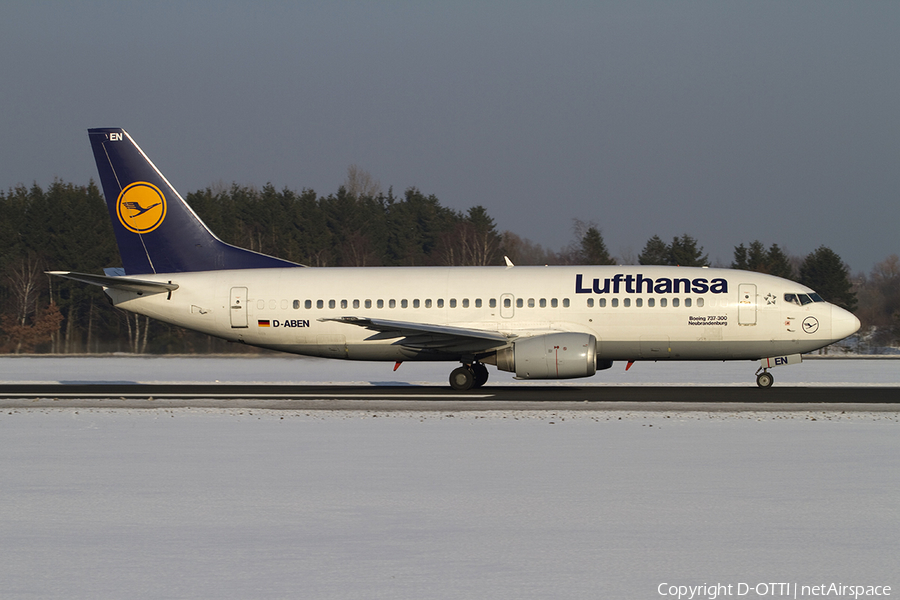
0;176;892;354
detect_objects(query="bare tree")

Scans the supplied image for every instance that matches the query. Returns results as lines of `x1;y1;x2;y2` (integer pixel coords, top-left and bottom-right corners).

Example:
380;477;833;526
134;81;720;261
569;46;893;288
6;254;44;327
345;165;382;199
119;309;151;353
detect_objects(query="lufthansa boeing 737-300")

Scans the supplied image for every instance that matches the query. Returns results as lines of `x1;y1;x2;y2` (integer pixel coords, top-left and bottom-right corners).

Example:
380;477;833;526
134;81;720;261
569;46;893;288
50;128;860;389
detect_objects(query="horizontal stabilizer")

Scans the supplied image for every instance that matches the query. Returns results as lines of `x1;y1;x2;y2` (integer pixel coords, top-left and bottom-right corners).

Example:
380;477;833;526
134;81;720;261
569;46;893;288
47;271;179;294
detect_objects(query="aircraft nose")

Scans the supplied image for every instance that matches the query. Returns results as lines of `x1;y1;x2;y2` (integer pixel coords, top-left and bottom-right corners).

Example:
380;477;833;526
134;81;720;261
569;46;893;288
831;305;860;341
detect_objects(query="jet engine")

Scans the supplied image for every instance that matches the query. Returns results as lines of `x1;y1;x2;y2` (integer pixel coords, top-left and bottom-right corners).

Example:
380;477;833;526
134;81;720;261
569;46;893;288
490;332;599;379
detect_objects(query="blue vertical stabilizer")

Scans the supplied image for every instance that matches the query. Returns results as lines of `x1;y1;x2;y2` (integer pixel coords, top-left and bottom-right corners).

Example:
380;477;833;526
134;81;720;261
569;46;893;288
88;128;300;274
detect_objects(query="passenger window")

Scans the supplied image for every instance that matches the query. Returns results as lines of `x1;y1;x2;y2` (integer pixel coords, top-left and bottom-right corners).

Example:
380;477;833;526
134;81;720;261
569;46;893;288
599;298;607;308
551;298;558;308
636;298;643;307
685;298;692;308
450;299;457;308
341;299;348;309
648;298;655;307
475;299;482;308
587;298;594;308
516;298;523;308
672;298;680;307
293;300;300;309
504;298;512;308
413;299;420;308
462;299;469;308
697;298;704;307
623;298;631;307
563;298;570;308
425;299;432;308
353;299;360;309
305;300;312;309
316;299;324;309
437;299;444;308
612;298;619;307
540;298;547;308
389;299;396;308
489;299;497;308
401;299;408;308
527;298;535;308
660;298;667;308
377;299;384;308
365;299;372;309
329;299;336;309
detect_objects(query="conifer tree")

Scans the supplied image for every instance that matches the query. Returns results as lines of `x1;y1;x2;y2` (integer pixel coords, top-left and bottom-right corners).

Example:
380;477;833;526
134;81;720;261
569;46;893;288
638;235;670;265
747;240;767;272
765;244;794;280
732;243;749;270
799;246;857;311
464;205;502;266
668;234;708;267
579;226;615;265
732;240;795;280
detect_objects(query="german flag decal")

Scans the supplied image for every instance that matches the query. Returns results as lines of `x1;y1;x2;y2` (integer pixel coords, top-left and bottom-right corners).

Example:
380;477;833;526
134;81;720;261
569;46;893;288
258;320;271;327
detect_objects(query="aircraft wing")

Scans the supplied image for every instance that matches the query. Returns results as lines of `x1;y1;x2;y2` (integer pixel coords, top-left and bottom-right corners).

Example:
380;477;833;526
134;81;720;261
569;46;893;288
320;316;513;351
47;271;179;294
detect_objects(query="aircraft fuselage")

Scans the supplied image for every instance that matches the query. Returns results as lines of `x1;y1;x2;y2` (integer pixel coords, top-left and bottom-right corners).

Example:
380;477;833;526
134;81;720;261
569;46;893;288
106;264;857;362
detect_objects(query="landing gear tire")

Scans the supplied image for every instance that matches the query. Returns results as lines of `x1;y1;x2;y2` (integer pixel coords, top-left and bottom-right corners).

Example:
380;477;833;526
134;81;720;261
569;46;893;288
756;371;774;388
471;363;489;388
449;366;475;391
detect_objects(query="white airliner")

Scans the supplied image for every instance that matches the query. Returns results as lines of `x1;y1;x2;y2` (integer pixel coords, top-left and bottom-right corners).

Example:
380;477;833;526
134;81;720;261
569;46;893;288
51;128;860;389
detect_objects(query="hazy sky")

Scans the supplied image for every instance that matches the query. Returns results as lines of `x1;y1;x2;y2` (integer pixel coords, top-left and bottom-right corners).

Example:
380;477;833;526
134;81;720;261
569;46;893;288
2;2;898;273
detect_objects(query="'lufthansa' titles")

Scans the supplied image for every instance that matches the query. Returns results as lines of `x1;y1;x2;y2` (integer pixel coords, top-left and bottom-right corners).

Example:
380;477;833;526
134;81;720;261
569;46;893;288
575;273;728;295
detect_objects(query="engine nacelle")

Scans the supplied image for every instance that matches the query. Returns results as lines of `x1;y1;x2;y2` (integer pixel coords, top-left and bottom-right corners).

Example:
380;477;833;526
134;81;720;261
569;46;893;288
492;332;598;379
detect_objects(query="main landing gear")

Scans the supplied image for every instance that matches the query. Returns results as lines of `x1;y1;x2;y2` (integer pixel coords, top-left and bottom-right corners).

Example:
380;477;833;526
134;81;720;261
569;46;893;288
755;369;774;388
449;362;489;391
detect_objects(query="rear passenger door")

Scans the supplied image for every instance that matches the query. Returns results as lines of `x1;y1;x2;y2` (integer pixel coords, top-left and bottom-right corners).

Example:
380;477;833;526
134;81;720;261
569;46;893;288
230;287;248;328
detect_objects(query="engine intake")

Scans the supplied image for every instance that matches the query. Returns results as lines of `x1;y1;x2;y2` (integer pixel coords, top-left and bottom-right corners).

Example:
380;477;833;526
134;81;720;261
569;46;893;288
491;332;598;379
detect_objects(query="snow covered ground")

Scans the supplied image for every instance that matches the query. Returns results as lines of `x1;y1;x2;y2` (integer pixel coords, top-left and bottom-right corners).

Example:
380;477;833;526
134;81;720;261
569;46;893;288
1;356;898;599
2;353;900;386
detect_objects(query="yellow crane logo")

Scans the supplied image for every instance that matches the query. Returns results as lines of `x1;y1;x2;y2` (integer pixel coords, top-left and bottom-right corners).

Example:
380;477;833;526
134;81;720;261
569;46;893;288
116;182;167;233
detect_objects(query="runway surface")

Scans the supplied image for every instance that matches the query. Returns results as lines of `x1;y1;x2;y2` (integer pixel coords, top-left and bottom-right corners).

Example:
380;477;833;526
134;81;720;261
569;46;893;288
1;383;898;411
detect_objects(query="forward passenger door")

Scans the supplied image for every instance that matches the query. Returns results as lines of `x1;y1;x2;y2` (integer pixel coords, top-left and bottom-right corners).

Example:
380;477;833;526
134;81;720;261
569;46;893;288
738;284;757;326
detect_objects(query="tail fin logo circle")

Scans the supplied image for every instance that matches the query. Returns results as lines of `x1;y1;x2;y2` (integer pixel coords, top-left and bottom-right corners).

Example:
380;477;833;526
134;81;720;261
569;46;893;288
116;182;167;234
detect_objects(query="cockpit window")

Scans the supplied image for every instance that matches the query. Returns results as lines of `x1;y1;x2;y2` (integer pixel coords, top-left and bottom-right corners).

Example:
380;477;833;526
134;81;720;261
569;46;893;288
785;292;825;306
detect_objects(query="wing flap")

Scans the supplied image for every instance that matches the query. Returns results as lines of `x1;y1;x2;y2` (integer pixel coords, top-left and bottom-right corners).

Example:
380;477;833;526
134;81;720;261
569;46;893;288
320;316;512;351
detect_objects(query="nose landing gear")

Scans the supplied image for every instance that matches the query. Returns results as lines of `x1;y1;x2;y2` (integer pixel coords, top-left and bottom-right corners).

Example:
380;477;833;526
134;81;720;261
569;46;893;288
449;362;489;391
755;368;774;388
